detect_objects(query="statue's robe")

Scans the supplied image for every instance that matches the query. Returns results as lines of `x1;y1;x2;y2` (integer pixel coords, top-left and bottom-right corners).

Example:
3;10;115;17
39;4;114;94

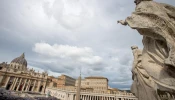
126;1;175;100
131;48;158;100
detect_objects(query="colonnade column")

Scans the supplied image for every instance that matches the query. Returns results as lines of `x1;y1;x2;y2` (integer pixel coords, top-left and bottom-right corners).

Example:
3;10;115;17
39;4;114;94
89;95;91;100
74;94;76;100
116;98;119;100
32;80;36;92
85;95;87;100
65;93;69;100
42;81;46;93
81;95;83;100
37;81;41;92
10;77;16;90
80;95;82;100
69;94;74;100
16;78;22;91
22;79;27;91
12;77;19;90
0;76;4;84
25;79;31;91
82;95;84;100
4;76;10;88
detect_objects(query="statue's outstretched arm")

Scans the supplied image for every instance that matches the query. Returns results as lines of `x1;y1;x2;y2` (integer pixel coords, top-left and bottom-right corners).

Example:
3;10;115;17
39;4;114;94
117;20;128;26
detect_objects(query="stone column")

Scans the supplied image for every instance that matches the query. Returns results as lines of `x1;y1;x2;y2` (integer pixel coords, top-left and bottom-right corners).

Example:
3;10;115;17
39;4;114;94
74;94;76;100
16;78;22;91
83;95;85;100
81;95;82;100
32;80;36;92
65;93;69;100
85;95;87;100
22;79;27;91
4;76;10;88
107;97;109;100
83;95;86;100
10;77;16;90
80;95;82;100
37;81;41;92
69;94;74;100
0;76;4;84
25;79;31;91
42;81;46;93
89;95;91;100
12;77;19;90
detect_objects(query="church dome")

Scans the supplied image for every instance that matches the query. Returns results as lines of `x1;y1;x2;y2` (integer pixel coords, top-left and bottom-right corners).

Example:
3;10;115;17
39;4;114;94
11;53;27;67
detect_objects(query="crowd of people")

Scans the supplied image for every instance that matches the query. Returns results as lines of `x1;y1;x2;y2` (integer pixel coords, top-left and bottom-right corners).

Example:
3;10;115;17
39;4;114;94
0;88;59;100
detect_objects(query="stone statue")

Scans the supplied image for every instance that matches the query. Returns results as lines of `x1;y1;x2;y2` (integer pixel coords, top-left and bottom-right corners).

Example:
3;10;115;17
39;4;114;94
131;46;157;100
118;0;175;100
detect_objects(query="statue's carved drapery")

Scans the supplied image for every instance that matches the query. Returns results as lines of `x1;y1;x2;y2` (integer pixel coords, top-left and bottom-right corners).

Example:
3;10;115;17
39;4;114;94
118;0;175;100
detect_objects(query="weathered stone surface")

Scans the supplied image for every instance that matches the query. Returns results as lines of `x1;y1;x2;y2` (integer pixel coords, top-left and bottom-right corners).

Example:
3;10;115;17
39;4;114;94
118;0;175;100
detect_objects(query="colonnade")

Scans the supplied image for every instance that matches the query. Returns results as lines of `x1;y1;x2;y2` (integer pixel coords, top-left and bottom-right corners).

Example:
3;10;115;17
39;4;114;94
2;75;46;93
46;88;138;100
77;94;136;100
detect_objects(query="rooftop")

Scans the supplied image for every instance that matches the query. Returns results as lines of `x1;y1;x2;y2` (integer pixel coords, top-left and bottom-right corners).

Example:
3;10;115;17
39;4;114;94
85;76;108;81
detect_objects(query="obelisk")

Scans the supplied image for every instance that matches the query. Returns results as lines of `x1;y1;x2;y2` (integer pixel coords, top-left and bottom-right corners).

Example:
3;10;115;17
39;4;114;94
76;72;81;100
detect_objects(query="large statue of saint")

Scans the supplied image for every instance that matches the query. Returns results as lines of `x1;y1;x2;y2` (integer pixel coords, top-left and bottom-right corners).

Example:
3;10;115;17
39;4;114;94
118;0;175;99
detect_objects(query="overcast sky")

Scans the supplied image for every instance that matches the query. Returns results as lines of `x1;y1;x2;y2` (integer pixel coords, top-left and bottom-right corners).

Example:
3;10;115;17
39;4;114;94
0;0;175;90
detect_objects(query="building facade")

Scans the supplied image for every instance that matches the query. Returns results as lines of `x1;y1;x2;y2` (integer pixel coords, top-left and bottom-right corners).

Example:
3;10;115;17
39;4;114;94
75;76;108;93
57;74;76;87
0;53;48;93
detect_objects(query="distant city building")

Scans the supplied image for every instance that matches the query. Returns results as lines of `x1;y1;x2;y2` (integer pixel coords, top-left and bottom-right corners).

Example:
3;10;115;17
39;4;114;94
0;53;48;93
47;76;58;88
57;74;76;87
47;74;76;89
75;76;108;93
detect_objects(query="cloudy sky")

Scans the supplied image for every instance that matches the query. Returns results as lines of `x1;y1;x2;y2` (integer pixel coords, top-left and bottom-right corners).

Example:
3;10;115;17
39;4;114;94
0;0;175;90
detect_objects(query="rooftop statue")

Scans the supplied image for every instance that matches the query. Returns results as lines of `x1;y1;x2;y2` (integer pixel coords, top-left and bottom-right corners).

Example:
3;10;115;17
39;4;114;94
118;0;175;100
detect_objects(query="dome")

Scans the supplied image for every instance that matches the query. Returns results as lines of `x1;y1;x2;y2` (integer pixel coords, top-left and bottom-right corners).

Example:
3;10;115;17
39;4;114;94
11;53;27;67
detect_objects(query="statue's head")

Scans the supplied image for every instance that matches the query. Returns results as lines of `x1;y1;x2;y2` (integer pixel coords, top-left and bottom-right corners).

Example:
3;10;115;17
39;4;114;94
134;0;153;5
131;46;138;50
